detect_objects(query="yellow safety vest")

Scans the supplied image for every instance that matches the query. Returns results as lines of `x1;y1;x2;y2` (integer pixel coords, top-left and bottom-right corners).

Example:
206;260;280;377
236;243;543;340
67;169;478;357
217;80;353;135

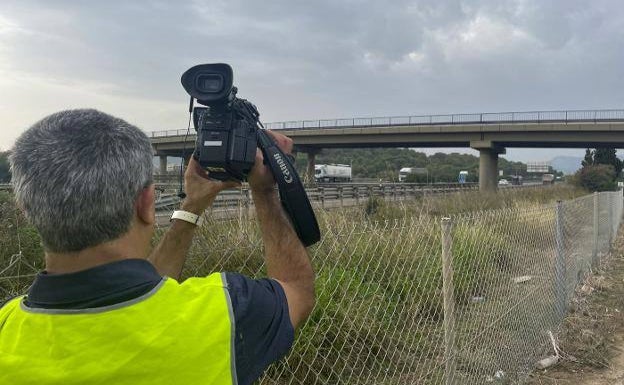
0;272;236;385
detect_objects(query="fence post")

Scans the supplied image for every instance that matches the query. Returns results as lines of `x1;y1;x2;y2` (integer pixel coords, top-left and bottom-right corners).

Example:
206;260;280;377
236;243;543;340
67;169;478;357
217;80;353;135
319;187;325;209
339;186;344;208
441;217;456;385
609;192;614;251
238;189;244;222
355;186;360;205
593;192;599;264
246;188;253;218
554;201;567;319
621;188;624;228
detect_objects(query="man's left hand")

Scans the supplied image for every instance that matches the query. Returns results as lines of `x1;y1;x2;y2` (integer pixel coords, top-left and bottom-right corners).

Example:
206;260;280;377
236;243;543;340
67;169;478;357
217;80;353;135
182;157;241;214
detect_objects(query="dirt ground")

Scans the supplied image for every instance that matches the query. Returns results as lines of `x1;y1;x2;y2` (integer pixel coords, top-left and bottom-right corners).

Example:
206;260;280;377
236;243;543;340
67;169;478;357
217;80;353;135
528;231;624;385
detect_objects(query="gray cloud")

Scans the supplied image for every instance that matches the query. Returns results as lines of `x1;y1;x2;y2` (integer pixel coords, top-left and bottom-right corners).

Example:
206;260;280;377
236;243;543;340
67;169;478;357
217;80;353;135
1;0;624;162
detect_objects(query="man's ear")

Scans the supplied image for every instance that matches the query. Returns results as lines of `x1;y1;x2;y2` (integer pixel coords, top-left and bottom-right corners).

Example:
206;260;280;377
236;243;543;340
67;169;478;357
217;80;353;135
136;184;156;226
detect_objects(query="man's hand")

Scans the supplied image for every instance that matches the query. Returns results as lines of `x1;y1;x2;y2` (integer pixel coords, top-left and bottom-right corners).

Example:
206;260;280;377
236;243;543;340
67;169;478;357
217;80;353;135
148;157;239;279
182;157;240;214
248;131;294;194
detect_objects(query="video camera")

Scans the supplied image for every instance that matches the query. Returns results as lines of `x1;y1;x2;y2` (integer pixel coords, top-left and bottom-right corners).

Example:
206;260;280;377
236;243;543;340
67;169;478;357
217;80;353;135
181;63;320;246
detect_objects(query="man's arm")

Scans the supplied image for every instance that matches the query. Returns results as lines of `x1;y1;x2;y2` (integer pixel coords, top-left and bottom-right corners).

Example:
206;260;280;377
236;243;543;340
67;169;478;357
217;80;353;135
148;131;315;328
248;132;315;329
148;158;239;279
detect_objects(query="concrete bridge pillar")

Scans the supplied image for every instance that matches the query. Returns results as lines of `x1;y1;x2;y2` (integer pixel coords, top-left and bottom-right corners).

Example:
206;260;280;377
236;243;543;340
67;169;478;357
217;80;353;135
297;147;321;184
471;141;505;192
159;155;167;175
478;149;499;192
307;152;317;183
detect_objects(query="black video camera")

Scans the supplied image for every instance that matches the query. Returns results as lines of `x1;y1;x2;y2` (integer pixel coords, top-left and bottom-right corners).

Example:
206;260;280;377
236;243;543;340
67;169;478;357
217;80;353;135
181;63;321;246
181;63;258;181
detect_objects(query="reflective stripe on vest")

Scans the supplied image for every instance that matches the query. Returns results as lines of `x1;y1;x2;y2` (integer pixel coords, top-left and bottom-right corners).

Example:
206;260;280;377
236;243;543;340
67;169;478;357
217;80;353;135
0;272;236;385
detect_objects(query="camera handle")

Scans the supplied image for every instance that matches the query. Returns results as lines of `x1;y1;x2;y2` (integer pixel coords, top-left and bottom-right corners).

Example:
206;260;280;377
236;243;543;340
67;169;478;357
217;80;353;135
257;130;321;247
176;97;196;200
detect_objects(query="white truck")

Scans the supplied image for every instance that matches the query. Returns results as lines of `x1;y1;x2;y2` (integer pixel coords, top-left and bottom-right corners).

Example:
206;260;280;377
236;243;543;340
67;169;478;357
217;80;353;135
315;164;352;182
399;167;428;182
542;173;555;185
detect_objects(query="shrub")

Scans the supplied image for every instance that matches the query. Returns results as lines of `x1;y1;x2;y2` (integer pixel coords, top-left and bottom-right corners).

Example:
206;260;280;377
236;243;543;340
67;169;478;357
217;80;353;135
0;192;44;301
364;195;383;217
574;164;617;192
0;151;10;183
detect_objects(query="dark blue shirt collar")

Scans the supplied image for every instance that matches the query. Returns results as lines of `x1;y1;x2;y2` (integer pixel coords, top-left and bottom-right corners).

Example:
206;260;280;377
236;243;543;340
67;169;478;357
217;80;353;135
25;259;162;309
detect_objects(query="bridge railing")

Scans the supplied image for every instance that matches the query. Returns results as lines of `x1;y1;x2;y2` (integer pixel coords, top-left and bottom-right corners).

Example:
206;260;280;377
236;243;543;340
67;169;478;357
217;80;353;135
149;109;624;137
150;128;191;137
262;109;624;131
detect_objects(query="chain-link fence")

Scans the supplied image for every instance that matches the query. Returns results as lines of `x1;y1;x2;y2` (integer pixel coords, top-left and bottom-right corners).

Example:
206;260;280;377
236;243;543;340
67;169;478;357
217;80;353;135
172;189;622;384
1;189;623;384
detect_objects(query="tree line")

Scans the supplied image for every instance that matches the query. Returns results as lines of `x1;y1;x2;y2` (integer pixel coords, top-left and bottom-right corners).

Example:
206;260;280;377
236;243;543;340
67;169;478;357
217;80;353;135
294;148;553;183
574;148;623;191
0;152;9;183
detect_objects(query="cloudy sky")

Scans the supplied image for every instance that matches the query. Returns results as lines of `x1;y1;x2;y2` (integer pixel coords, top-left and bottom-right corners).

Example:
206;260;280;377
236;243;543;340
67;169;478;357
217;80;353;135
1;0;623;162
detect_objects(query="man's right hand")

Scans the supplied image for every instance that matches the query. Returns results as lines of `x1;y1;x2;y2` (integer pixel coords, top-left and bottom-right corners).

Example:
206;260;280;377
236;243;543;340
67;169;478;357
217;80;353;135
248;130;294;195
247;130;315;329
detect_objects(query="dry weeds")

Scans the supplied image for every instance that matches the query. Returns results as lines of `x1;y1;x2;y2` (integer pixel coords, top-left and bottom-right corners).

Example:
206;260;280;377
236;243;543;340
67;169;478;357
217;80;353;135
528;227;624;384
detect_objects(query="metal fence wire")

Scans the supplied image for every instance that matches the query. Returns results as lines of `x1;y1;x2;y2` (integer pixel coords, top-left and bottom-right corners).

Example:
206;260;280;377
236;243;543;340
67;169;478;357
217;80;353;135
1;190;623;384
183;189;623;385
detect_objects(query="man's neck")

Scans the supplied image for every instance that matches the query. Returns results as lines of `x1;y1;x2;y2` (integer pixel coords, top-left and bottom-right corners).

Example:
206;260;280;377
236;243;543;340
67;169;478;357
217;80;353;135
46;251;130;274
45;231;150;274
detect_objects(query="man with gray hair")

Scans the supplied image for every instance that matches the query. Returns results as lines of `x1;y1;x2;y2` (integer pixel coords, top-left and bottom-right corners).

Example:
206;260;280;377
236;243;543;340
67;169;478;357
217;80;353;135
0;109;315;385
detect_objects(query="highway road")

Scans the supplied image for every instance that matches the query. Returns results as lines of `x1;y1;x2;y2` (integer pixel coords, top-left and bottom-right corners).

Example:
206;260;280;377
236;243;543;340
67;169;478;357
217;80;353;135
154;182;545;226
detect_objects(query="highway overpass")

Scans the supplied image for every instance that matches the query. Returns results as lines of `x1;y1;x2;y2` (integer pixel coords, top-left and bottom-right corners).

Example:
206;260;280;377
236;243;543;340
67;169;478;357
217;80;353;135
150;109;624;191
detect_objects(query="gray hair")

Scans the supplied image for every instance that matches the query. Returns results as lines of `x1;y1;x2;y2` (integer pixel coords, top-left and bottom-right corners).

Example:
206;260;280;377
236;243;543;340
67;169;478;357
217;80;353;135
10;109;153;252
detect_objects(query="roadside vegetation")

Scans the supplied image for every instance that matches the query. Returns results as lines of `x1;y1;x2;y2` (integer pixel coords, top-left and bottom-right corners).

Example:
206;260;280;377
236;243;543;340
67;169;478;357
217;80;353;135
0;191;44;301
571;148;623;192
0;184;596;383
0;151;11;183
528;233;624;384
171;183;588;384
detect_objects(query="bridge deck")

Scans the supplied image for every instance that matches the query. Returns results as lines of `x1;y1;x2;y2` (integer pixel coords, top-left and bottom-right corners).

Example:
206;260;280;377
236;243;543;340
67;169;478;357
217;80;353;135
150;109;624;154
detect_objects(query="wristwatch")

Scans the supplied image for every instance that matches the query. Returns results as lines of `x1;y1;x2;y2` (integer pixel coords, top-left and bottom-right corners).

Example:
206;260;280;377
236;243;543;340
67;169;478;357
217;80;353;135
170;210;204;226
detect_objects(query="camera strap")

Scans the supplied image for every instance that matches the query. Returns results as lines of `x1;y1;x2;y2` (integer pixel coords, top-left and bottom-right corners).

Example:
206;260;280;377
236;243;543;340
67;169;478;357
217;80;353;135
257;130;321;247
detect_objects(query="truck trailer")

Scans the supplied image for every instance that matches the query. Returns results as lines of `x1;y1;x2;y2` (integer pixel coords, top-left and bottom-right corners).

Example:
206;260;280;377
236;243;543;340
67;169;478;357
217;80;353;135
542;174;555;185
399;167;428;182
315;164;352;182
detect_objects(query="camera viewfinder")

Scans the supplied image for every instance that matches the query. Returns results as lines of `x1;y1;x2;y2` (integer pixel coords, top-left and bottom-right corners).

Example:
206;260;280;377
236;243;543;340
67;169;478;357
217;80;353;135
196;74;223;93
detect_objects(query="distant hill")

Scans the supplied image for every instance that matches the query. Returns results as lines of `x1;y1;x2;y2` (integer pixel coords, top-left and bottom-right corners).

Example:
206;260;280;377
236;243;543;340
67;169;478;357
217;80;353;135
550;156;583;175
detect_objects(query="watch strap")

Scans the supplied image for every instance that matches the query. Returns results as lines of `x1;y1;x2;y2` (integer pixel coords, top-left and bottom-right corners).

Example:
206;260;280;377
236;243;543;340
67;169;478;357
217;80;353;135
170;210;204;226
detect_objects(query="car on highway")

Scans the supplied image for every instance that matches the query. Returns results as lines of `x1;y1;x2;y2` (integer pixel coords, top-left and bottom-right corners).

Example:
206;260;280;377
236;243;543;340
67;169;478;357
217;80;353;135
498;179;510;186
